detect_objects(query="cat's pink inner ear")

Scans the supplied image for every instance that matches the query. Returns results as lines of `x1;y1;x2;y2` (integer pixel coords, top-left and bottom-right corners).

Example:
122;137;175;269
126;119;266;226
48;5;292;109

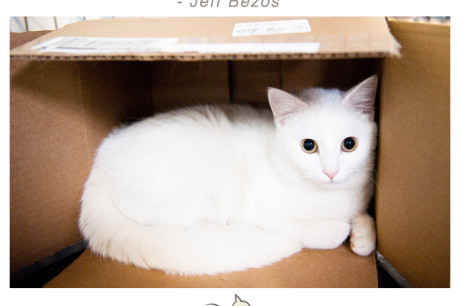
342;75;378;120
268;88;307;126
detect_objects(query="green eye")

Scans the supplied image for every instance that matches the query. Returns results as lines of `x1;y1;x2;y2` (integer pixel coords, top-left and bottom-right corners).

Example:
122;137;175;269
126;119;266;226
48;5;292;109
301;139;318;153
342;137;357;152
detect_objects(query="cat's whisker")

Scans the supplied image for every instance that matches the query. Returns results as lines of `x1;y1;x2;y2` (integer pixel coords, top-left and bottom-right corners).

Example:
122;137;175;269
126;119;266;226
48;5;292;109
348;168;381;194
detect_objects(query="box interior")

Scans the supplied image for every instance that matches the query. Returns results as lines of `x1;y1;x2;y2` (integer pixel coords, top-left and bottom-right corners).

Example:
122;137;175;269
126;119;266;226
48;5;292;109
10;17;399;61
10;54;380;274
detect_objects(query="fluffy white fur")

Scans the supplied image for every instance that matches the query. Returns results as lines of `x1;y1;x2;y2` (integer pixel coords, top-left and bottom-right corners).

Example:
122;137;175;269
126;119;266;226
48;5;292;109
79;75;378;275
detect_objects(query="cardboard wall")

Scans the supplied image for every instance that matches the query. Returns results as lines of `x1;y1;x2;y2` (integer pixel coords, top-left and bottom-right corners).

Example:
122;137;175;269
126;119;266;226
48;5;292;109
229;59;380;106
149;58;381;111
10;33;154;273
78;61;153;150
150;61;230;112
10;55;88;273
376;21;450;287
280;58;381;92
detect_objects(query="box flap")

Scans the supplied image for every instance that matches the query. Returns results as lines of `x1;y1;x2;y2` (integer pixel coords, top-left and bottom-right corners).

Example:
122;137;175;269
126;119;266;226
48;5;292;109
376;20;450;287
10;17;400;61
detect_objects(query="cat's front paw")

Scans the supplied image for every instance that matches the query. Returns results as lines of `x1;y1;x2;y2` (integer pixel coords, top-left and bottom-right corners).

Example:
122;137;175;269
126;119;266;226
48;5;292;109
350;214;376;256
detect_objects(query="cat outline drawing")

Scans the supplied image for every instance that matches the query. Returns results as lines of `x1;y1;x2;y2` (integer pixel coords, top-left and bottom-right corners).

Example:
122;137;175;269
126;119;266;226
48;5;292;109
205;294;250;306
233;295;251;306
79;75;378;275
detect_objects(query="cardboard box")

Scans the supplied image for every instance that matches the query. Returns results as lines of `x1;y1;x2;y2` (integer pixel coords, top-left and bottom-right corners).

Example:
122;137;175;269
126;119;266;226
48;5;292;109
10;17;450;288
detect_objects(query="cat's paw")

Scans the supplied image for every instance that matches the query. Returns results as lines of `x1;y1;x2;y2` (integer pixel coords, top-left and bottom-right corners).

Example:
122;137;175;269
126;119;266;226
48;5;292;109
350;214;376;256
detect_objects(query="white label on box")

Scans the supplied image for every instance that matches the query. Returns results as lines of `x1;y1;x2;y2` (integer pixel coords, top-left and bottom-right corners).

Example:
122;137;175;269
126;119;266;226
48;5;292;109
32;37;180;53
31;36;320;55
232;19;311;37
164;42;320;54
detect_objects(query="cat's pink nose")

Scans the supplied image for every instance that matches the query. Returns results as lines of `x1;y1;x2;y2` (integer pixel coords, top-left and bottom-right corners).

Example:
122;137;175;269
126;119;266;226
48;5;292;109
323;170;338;181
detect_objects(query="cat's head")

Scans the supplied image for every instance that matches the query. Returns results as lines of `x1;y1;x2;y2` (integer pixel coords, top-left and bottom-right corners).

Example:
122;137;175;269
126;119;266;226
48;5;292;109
268;75;378;187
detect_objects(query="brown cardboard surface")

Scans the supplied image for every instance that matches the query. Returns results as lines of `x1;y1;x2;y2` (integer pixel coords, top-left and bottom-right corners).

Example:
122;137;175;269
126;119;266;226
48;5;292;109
45;245;377;288
149;58;382;109
150;61;230;112
230;61;281;105
281;58;381;92
78;61;153;151
9;30;50;49
10;33;154;273
10;17;399;61
376;21;450;287
10;56;88;273
229;58;382;106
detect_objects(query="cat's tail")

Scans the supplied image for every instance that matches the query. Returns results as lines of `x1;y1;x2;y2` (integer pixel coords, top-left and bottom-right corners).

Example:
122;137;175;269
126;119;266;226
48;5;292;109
79;172;302;275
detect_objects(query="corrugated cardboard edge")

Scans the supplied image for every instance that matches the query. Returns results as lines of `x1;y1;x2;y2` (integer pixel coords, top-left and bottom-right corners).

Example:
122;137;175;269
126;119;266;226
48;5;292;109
9;51;395;62
10;17;401;61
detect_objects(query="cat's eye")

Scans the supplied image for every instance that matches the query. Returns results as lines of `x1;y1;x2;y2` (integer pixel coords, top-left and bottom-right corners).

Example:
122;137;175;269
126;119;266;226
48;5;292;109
342;137;357;152
301;139;318;154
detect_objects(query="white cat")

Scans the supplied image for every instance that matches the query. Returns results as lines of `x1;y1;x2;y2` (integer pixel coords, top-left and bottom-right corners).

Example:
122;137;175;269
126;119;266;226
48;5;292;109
79;75;378;275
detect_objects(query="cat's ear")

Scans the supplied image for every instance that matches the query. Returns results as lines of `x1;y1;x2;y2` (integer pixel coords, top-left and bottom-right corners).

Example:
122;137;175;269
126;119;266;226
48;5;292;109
268;88;307;127
342;75;378;120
